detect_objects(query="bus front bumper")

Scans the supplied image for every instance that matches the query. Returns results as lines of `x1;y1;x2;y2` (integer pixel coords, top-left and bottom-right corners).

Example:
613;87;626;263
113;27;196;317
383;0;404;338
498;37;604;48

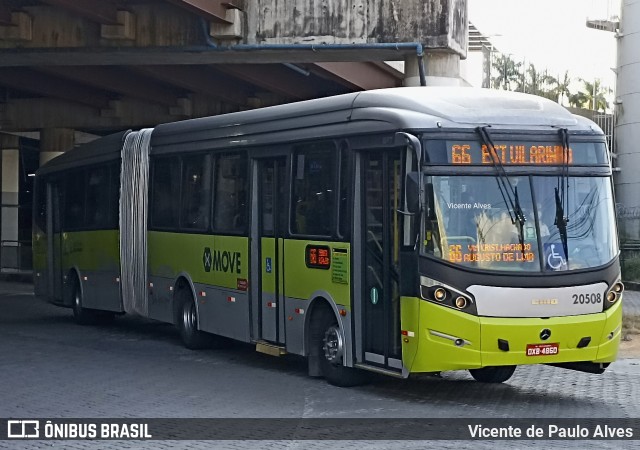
400;296;622;374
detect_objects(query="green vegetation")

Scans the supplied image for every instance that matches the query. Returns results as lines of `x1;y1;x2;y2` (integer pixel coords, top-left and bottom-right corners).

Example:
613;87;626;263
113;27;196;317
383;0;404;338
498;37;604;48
621;256;640;283
490;54;612;112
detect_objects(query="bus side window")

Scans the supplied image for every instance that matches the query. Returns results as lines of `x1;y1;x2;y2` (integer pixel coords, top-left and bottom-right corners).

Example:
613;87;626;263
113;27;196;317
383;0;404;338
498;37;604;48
180;154;211;231
108;163;120;229
338;145;351;239
213;153;248;234
85;166;110;229
64;170;86;230
151;156;181;229
291;143;337;237
34;178;47;232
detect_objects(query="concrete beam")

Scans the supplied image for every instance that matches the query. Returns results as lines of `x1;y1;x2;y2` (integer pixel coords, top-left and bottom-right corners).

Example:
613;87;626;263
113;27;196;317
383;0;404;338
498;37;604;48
38;66;186;107
101;10;136;40
0;47;418;67
165;0;244;24
246;0;467;57
40;128;74;154
0;11;32;41
0;68;111;109
0;133;19;148
0;97;183;132
310;62;401;90
38;0;120;25
0;4;13;26
215;64;319;100
132;65;255;106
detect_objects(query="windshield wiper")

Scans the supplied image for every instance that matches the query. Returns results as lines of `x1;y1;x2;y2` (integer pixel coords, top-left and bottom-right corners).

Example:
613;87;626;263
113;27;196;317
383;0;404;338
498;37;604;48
513;186;526;258
476;126;526;254
555;128;571;267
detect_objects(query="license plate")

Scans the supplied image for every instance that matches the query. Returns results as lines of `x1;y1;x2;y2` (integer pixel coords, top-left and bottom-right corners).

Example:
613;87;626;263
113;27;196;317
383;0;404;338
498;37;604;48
526;343;559;356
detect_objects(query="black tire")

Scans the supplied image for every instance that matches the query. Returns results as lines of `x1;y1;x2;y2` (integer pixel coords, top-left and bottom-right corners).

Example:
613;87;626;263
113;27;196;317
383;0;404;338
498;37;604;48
313;308;370;387
176;290;212;349
469;365;516;383
71;280;99;325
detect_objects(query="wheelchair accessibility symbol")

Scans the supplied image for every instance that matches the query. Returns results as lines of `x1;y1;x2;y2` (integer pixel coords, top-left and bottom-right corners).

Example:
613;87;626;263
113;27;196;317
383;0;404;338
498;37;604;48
544;244;567;271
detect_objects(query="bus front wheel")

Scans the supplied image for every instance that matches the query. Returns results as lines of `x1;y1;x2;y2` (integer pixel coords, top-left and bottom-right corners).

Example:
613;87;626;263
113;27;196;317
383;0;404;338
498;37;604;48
176;291;211;350
314;309;370;387
469;365;516;383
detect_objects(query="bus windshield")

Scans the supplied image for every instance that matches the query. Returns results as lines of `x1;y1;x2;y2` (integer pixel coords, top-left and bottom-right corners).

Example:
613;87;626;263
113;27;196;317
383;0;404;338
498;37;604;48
423;175;618;272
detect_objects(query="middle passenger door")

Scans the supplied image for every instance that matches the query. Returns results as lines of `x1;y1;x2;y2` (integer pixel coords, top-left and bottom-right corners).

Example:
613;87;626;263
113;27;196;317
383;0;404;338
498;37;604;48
252;156;289;344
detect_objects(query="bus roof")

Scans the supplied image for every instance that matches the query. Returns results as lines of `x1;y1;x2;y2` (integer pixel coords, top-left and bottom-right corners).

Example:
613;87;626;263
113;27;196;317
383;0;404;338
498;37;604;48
37;130;129;176
150;87;600;152
38;88;602;174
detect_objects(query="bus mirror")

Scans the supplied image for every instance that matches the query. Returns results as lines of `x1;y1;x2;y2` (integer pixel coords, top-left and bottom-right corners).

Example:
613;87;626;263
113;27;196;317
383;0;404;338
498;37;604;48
405;172;420;214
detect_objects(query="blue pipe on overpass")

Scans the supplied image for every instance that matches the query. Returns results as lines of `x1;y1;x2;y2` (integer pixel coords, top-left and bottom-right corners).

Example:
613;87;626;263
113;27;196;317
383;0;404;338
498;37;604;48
199;18;427;87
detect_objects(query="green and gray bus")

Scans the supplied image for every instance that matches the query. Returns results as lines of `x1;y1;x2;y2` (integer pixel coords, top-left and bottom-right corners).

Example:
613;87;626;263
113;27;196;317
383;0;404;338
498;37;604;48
33;87;623;386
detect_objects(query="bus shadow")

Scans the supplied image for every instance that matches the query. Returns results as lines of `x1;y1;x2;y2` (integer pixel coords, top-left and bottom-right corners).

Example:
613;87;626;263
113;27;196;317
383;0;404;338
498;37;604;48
356;369;618;415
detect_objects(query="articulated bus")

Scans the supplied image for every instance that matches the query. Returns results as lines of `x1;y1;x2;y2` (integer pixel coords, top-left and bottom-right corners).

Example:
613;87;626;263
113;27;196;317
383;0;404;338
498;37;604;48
33;87;623;386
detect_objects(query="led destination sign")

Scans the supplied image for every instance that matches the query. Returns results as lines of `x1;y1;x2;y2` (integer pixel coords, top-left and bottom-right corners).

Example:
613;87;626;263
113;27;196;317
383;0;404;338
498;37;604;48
421;140;608;166
450;143;573;166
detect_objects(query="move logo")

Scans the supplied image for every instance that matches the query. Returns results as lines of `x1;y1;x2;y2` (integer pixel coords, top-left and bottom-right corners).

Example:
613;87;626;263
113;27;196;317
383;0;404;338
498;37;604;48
202;247;242;274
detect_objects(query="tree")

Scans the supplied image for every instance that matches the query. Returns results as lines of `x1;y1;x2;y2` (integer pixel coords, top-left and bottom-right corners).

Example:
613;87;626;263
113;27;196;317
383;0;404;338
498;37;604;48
556;71;572;105
491;54;522;91
574;79;612;111
523;64;557;100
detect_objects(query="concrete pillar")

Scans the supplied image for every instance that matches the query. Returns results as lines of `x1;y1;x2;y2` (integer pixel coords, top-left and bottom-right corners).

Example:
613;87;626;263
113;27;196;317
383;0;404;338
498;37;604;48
1;134;20;270
40;128;74;165
403;55;421;87
424;52;461;86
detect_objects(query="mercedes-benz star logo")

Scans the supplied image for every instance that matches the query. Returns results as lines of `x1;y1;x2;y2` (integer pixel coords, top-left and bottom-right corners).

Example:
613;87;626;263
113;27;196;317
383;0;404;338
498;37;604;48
540;329;551;341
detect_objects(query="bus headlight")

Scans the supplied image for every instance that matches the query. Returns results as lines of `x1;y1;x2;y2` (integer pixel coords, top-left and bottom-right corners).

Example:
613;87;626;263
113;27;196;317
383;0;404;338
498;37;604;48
419;276;477;315
603;280;623;310
612;282;624;294
454;296;468;309
434;287;447;301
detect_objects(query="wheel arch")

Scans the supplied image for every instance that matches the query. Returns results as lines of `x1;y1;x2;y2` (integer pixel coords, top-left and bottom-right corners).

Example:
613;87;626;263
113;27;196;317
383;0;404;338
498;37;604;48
172;272;200;326
303;290;353;366
64;266;83;307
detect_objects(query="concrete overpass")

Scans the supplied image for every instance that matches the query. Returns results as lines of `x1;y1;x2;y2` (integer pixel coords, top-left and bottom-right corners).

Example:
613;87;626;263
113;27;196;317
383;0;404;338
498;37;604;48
0;0;468;274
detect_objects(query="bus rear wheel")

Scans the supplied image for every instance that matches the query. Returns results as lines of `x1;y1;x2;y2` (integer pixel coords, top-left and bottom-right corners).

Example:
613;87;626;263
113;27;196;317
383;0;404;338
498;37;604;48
469;365;516;383
314;309;370;387
71;280;99;325
176;291;212;349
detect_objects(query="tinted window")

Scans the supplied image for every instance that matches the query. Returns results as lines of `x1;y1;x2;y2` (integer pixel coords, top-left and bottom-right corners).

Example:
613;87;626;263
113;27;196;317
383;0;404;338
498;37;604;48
85;166;110;229
338;146;351;238
151;157;181;229
214;153;248;233
181;154;212;231
291;144;336;236
64;171;85;230
34;178;47;232
108;163;120;228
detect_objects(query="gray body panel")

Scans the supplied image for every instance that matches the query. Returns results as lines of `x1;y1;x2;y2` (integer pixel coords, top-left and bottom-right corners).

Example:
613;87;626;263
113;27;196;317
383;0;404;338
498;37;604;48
78;270;122;312
195;283;250;342
147;275;174;323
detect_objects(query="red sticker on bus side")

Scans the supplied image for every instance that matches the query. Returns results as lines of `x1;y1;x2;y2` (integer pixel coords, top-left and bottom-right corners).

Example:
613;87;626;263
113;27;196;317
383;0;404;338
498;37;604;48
237;279;248;291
